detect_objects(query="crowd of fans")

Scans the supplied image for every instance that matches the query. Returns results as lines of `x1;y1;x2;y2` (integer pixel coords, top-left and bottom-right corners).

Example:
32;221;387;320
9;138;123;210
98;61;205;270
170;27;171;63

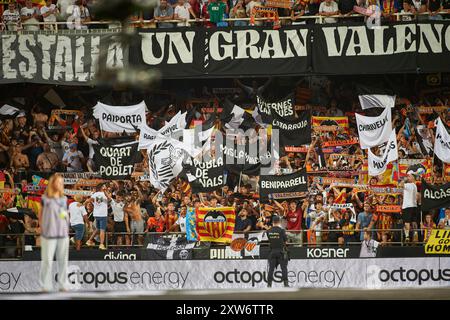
0;76;449;257
1;0;450;31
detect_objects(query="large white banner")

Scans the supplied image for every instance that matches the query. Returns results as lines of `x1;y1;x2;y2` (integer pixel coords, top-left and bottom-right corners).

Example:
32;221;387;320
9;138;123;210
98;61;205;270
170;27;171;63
358;95;396;110
434;117;450;164
93;101;147;133
1;258;449;292
368;129;398;176
356;107;392;149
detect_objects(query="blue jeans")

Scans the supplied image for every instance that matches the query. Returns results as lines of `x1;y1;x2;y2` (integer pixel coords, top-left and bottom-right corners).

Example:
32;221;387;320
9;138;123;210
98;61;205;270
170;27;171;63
429;15;443;20
233;21;247;27
95;217;107;231
72;224;85;241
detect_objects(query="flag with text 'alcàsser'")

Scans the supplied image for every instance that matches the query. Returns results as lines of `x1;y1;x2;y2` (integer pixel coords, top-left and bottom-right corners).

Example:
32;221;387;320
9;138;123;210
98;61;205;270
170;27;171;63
196;207;235;243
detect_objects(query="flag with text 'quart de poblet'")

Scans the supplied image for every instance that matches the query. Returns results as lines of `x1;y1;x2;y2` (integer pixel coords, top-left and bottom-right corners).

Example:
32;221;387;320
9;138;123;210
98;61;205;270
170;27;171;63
196;207;235;243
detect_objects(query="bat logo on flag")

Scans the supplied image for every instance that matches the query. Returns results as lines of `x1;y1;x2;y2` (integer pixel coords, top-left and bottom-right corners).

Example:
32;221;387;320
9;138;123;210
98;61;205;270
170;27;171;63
318;119;339;126
230;238;247;252
204;211;227;239
406;164;426;176
245;237;259;252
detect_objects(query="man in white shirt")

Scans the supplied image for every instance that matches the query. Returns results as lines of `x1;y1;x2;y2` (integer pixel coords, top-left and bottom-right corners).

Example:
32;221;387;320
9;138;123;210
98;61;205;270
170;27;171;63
174;207;187;233
69;194;88;251
319;0;339;23
62;143;85;172
85;184;110;250
21;0;40;31
174;0;197;26
359;229;379;257
308;201;327;244
399;174;418;228
110;191;129;246
41;0;59;30
2;2;21;31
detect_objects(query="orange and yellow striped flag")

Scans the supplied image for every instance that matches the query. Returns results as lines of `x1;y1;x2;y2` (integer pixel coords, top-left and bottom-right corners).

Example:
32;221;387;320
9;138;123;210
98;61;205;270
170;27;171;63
196;207;235;243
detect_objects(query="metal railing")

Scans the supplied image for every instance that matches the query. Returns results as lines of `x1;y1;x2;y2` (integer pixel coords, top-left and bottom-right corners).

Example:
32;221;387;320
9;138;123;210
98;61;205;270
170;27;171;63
1;11;449;32
0;227;436;259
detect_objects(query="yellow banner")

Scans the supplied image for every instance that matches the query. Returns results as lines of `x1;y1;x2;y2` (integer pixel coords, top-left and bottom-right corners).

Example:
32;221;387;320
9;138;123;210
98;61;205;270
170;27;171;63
425;230;450;254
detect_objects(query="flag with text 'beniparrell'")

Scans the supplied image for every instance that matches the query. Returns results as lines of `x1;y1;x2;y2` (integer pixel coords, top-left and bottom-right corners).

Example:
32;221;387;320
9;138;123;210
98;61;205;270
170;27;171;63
196;207;235;243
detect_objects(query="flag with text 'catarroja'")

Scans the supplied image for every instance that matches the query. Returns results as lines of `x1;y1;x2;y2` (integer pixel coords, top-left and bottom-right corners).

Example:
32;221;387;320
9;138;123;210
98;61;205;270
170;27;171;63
196;207;235;243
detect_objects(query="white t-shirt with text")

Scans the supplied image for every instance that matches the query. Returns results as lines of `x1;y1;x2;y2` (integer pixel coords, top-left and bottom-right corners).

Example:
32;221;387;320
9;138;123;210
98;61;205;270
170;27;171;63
91;192;108;218
62;150;84;172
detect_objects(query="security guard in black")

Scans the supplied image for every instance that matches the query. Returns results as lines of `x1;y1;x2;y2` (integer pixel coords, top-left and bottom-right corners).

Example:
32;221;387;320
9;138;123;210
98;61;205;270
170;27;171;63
266;215;289;288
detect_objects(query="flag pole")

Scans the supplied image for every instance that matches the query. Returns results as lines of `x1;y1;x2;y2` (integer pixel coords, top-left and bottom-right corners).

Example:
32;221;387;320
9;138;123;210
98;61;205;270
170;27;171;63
238;171;242;192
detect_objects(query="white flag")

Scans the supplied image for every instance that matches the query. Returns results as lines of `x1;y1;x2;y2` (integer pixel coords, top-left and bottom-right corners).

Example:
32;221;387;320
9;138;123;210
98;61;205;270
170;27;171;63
93;101;147;133
434;117;450;163
158;111;187;136
356;107;392;149
358;95;396;110
138;111;188;150
244;232;264;257
368;129;398;176
225;105;246;130
147;134;201;192
138;122;166;150
182;126;214;158
0;104;25;117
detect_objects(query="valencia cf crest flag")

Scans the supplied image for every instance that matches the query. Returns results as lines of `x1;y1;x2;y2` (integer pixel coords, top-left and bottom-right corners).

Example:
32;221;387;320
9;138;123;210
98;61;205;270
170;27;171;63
196;207;235;243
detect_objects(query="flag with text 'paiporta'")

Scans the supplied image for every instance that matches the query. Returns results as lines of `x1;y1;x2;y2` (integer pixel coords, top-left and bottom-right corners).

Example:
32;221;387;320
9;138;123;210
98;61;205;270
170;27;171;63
196;207;235;243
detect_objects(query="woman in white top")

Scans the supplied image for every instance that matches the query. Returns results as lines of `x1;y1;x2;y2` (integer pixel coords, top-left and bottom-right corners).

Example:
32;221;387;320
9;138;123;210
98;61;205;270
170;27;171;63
39;174;69;292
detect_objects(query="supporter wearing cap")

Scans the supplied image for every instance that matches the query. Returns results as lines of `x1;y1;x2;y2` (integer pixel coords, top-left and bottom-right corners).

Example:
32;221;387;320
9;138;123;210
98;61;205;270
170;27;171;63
62;143;85;172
